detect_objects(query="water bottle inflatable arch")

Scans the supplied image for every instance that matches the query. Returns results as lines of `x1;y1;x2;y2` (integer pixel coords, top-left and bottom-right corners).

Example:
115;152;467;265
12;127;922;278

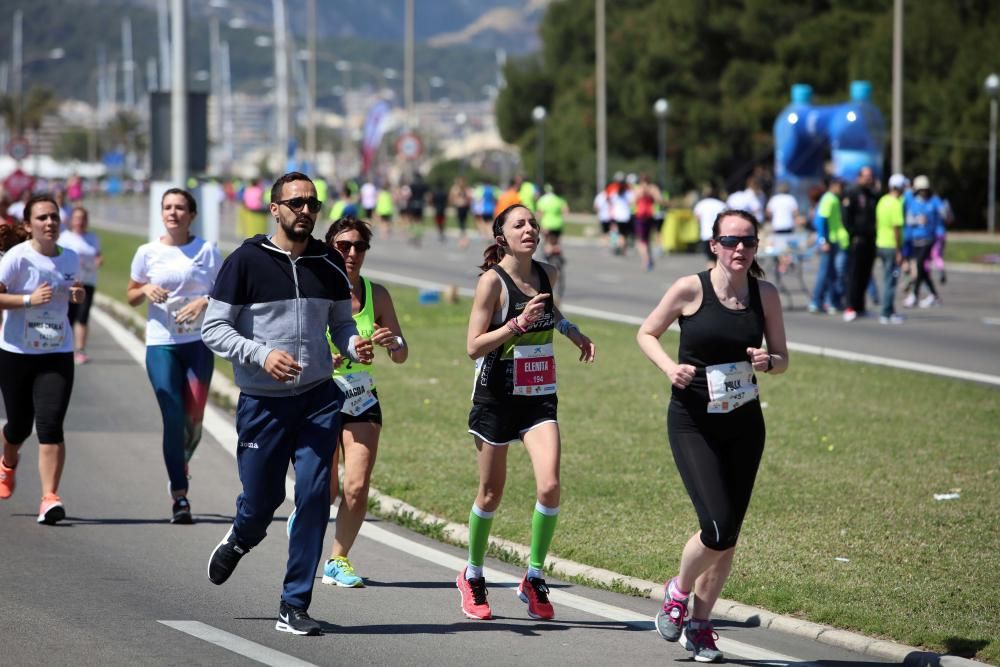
773;80;886;202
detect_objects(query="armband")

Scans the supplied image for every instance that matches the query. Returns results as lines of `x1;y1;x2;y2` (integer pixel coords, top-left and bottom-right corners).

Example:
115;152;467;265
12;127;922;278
556;318;579;336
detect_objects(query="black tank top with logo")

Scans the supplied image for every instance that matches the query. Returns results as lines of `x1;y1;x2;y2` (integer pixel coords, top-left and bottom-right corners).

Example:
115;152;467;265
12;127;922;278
673;270;765;405
472;262;555;404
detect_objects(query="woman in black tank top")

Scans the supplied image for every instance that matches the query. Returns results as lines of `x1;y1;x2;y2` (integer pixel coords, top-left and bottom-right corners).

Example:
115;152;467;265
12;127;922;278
456;204;596;623
637;209;789;662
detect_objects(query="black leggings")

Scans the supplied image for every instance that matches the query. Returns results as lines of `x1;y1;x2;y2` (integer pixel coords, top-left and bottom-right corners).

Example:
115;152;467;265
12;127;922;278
67;284;96;326
0;349;75;444
667;398;765;551
911;242;938;298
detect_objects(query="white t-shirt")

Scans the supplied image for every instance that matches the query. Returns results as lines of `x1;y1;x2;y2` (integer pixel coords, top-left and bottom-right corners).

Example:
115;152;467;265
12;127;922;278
58;230;101;285
726;189;764;222
610;190;633;223
360;183;377;210
766;193;799;233
0;242;80;354
129;237;222;346
693;197;727;241
593;192;610;222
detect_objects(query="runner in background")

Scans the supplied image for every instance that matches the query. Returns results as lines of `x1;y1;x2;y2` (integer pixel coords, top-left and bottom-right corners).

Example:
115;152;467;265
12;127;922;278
374;184;395;239
634;173;663;271
449;176;473;249
58;207;102;364
536;184;569;302
457;204;596;622
127;189;221;524
0;194;85;524
315;216;408;588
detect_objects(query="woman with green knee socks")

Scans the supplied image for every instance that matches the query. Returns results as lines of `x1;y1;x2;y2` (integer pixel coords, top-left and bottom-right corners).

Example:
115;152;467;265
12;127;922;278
457;204;596;621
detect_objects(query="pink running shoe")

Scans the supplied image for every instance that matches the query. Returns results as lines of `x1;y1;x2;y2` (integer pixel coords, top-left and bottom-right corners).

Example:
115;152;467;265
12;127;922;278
0;460;15;500
516;575;555;620
37;493;66;525
456;568;492;620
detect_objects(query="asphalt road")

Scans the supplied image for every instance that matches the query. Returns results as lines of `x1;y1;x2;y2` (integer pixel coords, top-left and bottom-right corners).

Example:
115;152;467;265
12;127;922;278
85;196;1000;382
0;316;895;666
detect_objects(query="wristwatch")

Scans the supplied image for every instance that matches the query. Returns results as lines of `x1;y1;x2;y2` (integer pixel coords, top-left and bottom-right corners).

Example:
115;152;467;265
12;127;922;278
391;336;405;352
765;354;774;373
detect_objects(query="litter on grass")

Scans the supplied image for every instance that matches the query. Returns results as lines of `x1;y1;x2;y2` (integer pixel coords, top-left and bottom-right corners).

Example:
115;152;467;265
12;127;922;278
933;492;960;501
834;557;850;563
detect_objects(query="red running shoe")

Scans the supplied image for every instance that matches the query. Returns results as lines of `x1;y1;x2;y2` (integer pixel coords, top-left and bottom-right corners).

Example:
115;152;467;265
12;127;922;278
456;568;492;620
516;575;554;620
0;460;15;499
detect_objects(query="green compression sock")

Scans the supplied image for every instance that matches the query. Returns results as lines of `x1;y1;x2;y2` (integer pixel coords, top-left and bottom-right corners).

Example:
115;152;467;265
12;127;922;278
467;504;495;569
529;502;560;572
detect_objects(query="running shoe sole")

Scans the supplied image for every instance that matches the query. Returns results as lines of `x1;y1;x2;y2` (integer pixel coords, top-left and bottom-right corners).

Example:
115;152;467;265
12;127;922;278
274;621;321;636
321;574;364;587
37;503;65;525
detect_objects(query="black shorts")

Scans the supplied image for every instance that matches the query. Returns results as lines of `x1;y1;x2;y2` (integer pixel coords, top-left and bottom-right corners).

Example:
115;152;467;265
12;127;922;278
341;389;383;426
599;220;612;235
68;284;96;326
468;397;558;445
0;349;75;444
364;208;374;220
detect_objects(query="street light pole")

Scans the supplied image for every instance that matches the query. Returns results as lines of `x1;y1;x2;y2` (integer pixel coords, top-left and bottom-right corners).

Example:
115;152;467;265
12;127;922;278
653;98;669;193
986;73;999;235
532;105;546;190
170;0;188;187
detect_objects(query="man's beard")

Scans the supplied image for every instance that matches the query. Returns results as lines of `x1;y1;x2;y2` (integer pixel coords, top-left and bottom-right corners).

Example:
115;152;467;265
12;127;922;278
281;214;314;242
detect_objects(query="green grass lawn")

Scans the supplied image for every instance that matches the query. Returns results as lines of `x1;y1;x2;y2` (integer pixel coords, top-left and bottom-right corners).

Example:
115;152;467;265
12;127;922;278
944;240;1000;264
95;227;998;663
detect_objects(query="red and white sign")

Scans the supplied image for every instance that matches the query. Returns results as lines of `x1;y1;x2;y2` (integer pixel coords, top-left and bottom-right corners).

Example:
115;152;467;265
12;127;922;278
3;168;35;201
396;133;423;160
6;137;31;161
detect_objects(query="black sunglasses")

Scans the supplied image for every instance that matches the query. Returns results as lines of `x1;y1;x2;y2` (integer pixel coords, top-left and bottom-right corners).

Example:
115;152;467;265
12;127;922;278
715;235;758;248
276;196;323;213
334;240;370;254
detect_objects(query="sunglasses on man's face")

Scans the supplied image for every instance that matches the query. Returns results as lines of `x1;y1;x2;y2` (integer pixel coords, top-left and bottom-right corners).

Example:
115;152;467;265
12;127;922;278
277;196;323;213
334;240;370;254
715;235;758;249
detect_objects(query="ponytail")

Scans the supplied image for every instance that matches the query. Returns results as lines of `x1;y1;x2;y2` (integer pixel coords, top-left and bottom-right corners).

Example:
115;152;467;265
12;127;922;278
479;242;504;272
749;259;765;278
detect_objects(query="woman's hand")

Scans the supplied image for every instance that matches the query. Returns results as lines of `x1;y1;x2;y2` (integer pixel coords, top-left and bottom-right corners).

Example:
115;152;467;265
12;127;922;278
667;362;696;389
30;282;53;306
747;346;771;373
516;292;550;328
569;329;596;363
143;283;169;304
68;281;86;304
370;325;399;349
174;296;208;323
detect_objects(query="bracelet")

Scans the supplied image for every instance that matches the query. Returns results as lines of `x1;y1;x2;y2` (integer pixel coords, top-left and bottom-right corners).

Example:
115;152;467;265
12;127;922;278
556;318;579;336
507;316;527;334
23;294;31;307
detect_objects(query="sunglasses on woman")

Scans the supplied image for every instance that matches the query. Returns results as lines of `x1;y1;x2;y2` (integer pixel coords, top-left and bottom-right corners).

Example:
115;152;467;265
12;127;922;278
276;196;323;213
334;240;370;254
715;235;758;248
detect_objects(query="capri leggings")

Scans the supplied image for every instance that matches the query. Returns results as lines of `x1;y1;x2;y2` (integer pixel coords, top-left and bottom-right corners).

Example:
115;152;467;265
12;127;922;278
145;340;214;493
0;349;75;444
667;398;765;551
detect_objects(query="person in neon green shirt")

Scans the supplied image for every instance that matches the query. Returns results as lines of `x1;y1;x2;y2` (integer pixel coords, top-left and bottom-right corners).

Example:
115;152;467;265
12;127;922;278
518;179;537;212
535;184;568;257
875;174;906;323
809;178;846;312
313;216;408;587
374;187;395;237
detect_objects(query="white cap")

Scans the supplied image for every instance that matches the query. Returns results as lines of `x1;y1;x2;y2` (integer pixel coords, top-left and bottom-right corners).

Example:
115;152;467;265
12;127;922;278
913;175;931;191
888;173;907;190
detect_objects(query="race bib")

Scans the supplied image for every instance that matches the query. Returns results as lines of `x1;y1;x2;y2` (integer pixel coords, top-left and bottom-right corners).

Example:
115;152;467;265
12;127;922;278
334;371;378;416
512;343;556;396
165;296;205;336
705;361;758;414
23;307;66;350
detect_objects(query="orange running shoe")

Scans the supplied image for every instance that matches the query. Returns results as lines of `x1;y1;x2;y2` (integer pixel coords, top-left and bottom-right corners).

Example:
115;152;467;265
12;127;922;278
516;575;555;620
37;494;65;525
456;568;492;620
0;460;15;499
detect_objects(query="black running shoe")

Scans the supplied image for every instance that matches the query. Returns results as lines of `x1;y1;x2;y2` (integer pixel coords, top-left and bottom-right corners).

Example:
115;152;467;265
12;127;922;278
276;601;322;636
207;528;249;585
171;497;193;525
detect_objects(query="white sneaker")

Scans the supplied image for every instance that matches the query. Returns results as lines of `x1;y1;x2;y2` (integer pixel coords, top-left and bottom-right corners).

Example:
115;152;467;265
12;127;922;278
880;315;905;325
919;294;938;308
903;293;916;308
842;309;857;322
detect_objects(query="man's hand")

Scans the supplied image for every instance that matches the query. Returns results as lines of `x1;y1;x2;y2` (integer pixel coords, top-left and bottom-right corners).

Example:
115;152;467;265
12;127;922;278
264;349;302;382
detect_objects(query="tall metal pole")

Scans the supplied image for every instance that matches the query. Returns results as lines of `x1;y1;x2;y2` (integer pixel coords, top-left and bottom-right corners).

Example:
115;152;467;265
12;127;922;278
404;0;415;129
273;0;290;171
989;95;997;235
221;41;234;169
537;122;545;188
595;0;607;194
158;0;171;90
306;0;317;170
123;17;136;109
891;0;903;175
170;0;188;186
12;10;22;134
658;117;667;191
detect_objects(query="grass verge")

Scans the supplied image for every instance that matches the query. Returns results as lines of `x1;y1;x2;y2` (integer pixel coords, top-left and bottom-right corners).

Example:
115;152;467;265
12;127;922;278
95;226;998;663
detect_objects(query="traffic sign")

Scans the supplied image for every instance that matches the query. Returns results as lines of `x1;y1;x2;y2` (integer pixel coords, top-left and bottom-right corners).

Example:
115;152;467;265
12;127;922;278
7;137;30;161
396;133;423;160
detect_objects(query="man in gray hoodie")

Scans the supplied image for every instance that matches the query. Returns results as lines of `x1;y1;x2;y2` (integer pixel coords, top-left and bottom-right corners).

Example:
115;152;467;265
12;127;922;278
201;172;374;636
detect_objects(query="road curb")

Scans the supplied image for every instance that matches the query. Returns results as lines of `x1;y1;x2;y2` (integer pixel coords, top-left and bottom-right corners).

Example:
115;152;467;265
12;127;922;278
92;294;990;667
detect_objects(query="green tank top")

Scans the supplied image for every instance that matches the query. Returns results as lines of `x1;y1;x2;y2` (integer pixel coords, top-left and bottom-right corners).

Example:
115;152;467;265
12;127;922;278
329;276;376;385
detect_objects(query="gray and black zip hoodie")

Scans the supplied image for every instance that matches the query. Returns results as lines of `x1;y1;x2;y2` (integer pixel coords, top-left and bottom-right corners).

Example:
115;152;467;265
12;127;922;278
202;234;360;398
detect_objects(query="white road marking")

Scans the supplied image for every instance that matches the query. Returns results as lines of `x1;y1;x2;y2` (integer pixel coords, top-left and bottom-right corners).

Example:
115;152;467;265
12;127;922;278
158;621;318;666
982;317;1000;326
95;306;818;666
